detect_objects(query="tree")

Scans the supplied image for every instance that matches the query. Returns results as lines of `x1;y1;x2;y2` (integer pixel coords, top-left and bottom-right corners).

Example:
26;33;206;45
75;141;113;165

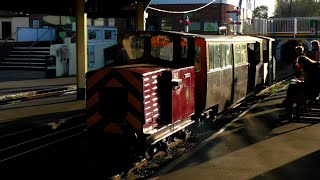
253;5;268;18
274;0;320;17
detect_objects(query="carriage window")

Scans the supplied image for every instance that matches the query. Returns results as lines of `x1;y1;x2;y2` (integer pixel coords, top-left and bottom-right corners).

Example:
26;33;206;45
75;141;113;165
151;35;173;61
208;44;221;70
208;44;214;69
213;45;221;68
195;46;201;72
122;35;144;60
222;44;232;67
234;44;241;65
181;37;188;58
241;44;248;63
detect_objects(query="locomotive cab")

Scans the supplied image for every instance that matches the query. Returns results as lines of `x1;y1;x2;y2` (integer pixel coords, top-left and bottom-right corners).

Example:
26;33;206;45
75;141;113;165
110;31;195;68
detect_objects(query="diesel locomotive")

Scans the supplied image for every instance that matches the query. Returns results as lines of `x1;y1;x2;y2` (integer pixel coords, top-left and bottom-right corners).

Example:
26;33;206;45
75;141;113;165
85;30;272;156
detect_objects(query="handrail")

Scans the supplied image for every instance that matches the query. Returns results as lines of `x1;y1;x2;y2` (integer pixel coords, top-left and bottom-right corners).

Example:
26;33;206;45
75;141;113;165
0;27;21;47
28;28;52;70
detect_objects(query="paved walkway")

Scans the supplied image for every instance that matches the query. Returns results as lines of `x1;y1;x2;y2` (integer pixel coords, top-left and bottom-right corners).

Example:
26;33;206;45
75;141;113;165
0;70;76;101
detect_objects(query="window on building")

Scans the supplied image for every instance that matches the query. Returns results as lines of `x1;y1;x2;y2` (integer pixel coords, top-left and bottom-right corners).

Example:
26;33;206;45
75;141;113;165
160;17;172;30
94;18;105;26
189;22;201;32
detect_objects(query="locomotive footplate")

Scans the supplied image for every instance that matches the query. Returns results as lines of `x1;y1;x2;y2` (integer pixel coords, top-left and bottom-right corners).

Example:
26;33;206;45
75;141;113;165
146;118;195;145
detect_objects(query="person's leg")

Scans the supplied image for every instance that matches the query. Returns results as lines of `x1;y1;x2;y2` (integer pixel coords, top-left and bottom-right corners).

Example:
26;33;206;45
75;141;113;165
66;59;69;75
278;83;296;107
63;59;66;75
279;83;300;119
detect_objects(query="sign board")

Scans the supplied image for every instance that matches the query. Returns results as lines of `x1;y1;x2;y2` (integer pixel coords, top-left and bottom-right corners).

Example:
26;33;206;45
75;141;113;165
230;22;241;25
204;22;218;32
108;18;115;27
226;10;241;15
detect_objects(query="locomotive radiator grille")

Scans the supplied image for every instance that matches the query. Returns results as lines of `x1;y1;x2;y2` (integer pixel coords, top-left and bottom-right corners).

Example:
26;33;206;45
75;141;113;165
142;73;160;133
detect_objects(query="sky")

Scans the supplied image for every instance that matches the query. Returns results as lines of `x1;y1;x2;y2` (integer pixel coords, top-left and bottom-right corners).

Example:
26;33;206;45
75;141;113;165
254;0;276;17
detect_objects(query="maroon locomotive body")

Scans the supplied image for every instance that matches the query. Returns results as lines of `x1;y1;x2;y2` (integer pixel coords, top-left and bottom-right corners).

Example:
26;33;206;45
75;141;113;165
86;30;263;150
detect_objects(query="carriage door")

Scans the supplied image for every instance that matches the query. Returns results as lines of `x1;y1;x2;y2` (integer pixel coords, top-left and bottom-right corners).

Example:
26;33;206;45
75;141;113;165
233;43;249;102
171;67;195;123
247;42;261;95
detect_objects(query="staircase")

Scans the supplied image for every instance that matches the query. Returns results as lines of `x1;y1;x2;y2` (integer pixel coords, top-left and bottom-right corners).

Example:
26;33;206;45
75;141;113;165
0;46;50;71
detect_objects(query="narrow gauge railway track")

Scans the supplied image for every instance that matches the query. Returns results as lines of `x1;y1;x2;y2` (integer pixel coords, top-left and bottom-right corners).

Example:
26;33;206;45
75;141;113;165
0;114;86;164
108;74;294;179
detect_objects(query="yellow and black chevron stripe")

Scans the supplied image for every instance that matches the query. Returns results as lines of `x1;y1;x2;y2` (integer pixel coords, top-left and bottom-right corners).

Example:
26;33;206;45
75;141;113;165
86;67;146;135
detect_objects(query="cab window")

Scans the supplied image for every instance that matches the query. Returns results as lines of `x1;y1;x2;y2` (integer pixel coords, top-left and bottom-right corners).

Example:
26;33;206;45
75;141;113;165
181;37;188;59
151;35;173;61
122;35;144;60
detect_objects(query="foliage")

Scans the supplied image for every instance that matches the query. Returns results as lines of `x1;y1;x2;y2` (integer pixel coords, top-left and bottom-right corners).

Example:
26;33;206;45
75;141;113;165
253;5;268;18
274;0;320;17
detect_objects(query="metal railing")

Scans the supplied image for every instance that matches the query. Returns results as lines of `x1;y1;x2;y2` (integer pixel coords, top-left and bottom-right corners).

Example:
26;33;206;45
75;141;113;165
249;17;320;36
28;28;53;70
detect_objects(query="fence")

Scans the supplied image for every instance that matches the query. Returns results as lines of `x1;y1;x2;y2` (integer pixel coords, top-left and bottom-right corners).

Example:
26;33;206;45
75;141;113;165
251;17;320;36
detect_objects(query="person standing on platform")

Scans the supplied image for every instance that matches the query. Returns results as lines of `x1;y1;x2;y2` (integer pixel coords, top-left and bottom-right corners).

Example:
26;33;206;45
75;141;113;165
293;45;305;78
308;40;320;62
60;38;71;76
277;56;319;119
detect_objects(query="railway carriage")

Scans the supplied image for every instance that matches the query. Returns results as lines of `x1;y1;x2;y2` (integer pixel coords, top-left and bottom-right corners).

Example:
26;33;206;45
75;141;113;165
86;30;264;155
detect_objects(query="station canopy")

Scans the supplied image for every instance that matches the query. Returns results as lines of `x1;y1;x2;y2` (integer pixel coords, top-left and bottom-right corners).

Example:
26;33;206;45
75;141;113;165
0;0;151;18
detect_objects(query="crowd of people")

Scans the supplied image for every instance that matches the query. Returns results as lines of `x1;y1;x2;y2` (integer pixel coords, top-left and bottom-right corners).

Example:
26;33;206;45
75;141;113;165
277;40;320;119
